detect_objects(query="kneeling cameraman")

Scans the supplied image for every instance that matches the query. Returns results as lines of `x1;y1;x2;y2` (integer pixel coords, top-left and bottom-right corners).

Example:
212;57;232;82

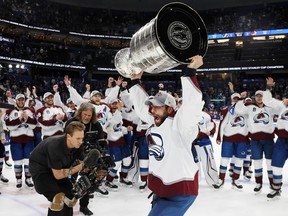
65;102;104;216
29;121;86;216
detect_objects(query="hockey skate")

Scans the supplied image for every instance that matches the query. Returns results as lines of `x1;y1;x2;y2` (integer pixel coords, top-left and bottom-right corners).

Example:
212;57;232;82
105;181;118;191
16;179;22;189
213;179;224;189
25;178;34;189
243;171;252;181
267;189;281;201
232;179;243;190
253;183;262;194
139;181;147;192
95;186;109;197
5;160;12;168
120;178;133;188
0;174;9;183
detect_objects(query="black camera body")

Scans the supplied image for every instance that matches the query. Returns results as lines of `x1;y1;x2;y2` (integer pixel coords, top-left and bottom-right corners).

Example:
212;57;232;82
83;131;108;154
71;155;115;199
70;132;114;199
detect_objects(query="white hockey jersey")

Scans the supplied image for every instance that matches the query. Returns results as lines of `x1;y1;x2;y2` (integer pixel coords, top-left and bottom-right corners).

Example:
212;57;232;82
235;99;276;140
130;76;203;197
217;104;248;143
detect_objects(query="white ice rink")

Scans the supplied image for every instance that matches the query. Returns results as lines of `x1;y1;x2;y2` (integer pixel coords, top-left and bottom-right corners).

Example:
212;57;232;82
1;130;288;216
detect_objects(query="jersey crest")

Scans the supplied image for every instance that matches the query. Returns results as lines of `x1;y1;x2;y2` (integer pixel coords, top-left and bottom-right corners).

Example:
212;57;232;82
253;112;269;124
230;116;245;127
146;131;164;161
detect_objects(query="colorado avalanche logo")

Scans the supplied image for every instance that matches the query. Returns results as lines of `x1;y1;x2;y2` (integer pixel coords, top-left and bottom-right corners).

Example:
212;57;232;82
253;112;269;124
146;131;164;161
198;116;205;125
113;123;121;132
280;110;288;121
230;116;245;127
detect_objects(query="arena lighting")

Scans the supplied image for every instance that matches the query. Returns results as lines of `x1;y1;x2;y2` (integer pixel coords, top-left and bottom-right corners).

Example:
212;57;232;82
20;64;25;69
1;18;287;40
217;39;229;43
0;19;60;32
253;36;266;40
69;31;132;40
269;35;285;39
8;64;13;69
16;64;20;69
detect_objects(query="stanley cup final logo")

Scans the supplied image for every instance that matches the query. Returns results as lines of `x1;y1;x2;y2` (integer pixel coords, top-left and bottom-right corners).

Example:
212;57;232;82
168;21;192;50
114;2;208;78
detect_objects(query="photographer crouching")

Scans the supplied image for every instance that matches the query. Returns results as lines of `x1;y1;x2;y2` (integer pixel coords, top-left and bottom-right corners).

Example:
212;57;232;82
65;102;105;216
29;121;86;216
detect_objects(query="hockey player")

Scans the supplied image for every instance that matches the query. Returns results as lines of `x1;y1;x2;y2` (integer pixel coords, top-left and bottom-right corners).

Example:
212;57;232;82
214;92;249;190
263;77;288;199
194;108;218;187
129;55;203;216
4;94;37;188
36;92;68;139
53;84;77;119
24;86;43;147
235;88;277;193
120;88;150;190
63;75;121;127
104;98;133;190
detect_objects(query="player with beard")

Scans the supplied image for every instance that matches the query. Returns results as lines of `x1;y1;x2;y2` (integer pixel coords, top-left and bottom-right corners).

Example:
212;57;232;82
4;94;37;188
129;55;203;216
235;86;278;193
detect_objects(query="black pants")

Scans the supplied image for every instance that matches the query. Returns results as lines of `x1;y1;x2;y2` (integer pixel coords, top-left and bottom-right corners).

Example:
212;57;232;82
79;193;89;207
32;172;74;216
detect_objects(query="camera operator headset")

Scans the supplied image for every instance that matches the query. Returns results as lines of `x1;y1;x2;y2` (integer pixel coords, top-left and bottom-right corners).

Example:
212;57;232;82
64;102;104;216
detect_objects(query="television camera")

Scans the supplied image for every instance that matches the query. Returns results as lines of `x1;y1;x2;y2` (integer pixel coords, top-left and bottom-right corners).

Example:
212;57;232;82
70;131;115;199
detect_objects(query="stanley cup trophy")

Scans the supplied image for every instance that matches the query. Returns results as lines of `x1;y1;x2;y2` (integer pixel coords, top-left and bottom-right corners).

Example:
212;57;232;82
114;2;208;78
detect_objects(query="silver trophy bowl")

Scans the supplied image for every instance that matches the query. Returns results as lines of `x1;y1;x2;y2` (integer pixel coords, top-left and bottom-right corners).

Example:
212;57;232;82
114;2;208;78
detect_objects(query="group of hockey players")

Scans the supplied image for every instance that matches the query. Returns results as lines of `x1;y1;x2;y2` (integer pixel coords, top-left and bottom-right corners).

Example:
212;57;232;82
202;77;288;201
0;67;287;215
0;74;152;215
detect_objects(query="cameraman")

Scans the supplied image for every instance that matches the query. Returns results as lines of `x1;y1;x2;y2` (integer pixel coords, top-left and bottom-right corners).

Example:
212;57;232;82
65;102;104;216
29;121;85;216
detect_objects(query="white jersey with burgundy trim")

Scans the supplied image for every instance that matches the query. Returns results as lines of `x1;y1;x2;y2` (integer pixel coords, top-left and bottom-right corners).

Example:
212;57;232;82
104;109;128;142
130;76;203;197
36;105;67;138
217;104;248;142
235;99;276;137
4;107;36;142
